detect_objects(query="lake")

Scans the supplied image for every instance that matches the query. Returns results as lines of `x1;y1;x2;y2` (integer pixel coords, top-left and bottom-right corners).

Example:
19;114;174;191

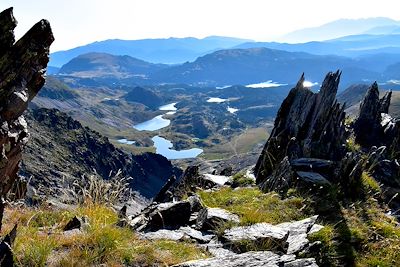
207;97;227;103
159;102;177;111
133;115;171;131
133;102;177;131
152;136;203;160
246;80;288;88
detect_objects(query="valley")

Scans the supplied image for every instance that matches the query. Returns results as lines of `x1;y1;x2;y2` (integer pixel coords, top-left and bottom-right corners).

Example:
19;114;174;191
33;76;288;166
1;4;400;267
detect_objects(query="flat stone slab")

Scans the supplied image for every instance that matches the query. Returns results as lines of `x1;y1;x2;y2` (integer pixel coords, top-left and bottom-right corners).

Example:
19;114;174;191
140;227;215;243
141;229;185;241
290;158;333;171
296;171;331;185
172;251;318;267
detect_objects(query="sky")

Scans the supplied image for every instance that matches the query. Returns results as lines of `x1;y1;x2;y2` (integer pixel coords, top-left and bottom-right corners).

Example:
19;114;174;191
1;0;400;52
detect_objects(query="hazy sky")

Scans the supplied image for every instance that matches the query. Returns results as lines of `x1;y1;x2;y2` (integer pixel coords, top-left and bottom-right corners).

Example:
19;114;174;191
1;0;400;52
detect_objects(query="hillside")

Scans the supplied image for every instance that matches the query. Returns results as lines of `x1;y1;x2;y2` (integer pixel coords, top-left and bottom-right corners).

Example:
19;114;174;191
22;108;179;199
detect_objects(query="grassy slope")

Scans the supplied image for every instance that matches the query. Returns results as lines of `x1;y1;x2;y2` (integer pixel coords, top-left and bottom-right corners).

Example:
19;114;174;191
4;205;208;266
5;177;400;266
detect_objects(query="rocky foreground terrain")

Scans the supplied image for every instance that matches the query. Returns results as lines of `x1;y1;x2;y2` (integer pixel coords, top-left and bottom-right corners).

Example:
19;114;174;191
0;7;400;267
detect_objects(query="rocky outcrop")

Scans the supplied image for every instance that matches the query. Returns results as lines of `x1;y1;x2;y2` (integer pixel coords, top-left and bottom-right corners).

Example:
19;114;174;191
255;72;346;187
0;7;54;229
353;82;392;148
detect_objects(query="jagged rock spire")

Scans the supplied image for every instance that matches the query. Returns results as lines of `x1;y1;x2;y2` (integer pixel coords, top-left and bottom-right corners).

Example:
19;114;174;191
255;71;346;185
0;7;54;229
353;82;393;148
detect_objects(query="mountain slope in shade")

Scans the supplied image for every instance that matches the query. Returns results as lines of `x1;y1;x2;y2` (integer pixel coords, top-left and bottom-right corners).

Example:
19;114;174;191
151;47;379;88
50;36;252;67
280;17;400;43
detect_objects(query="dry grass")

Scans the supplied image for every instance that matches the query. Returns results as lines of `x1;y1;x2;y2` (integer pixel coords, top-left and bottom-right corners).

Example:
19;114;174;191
65;170;133;205
3;204;208;267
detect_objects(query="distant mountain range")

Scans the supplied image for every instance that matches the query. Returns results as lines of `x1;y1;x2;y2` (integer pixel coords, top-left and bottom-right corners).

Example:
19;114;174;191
279;17;400;43
50;36;252;67
49;17;400;89
236;34;400;60
54;47;400;88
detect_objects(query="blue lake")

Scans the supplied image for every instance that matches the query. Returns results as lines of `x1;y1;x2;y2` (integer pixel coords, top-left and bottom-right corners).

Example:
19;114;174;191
152;136;203;160
133;103;177;131
133;115;171;131
159;102;177;111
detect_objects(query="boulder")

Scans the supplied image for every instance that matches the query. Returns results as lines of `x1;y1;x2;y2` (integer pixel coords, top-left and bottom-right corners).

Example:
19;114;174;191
277;216;321;254
187;194;204;213
0;7;54;229
146;201;192;230
222;223;289;253
172;251;318;267
196;208;240;231
255;71;346;188
129;199;193;231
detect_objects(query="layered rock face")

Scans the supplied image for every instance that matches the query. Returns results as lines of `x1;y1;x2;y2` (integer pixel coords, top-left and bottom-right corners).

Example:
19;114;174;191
354;83;399;156
0;7;53;227
255;71;346;187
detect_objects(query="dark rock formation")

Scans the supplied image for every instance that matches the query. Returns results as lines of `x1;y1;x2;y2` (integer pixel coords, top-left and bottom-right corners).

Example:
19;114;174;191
0;224;17;266
255;72;346;186
353;82;392;148
0;7;54;229
129;199;193;231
